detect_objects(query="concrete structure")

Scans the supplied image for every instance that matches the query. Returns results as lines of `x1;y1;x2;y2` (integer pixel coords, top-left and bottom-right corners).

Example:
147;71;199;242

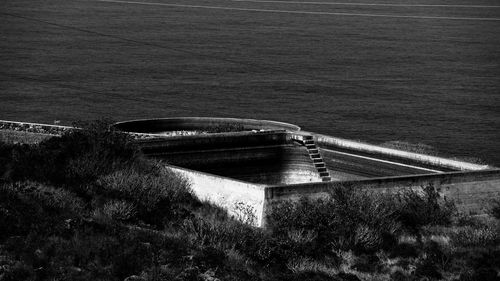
1;118;499;227
113;118;500;227
115;118;322;185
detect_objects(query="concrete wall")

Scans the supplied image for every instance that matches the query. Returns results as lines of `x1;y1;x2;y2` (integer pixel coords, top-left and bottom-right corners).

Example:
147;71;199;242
138;131;322;185
114;117;301;133
167;165;267;227
159;145;321;184
314;133;490;172
264;169;500;225
320;148;440;179
137;130;290;153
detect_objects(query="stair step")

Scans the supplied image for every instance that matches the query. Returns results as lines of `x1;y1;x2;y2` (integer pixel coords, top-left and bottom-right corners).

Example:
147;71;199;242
305;144;316;149
308;149;319;154
303;135;314;140
319;172;330;177
317;167;327;173
312;158;323;163
310;154;321;159
304;140;315;145
322;177;332;182
314;163;325;168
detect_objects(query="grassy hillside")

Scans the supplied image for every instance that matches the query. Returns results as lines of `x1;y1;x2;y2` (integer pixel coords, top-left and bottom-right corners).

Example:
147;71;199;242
1;121;499;281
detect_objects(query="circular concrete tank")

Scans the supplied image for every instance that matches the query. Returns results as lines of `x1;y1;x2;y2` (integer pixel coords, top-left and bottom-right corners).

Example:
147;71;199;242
113;117;301;134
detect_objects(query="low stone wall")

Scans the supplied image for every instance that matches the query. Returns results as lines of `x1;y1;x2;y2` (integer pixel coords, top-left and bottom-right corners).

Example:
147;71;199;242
0;120;73;136
167;165;267;227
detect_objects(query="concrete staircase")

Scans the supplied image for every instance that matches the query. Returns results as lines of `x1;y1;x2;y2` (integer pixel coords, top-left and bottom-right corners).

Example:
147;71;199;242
293;134;331;182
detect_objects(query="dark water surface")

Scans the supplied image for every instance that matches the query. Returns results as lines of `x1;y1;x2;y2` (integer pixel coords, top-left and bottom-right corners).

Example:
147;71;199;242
1;0;499;165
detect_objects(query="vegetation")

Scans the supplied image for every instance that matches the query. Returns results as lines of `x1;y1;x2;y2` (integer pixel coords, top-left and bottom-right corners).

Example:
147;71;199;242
1;122;499;281
0;130;53;145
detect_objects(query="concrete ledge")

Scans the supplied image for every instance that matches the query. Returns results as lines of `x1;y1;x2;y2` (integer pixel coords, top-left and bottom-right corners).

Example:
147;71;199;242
136;130;290;153
266;169;500;196
313;133;490;171
113;117;301;133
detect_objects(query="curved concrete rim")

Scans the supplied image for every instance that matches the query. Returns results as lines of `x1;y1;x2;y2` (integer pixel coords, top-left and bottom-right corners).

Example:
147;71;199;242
113;117;301;133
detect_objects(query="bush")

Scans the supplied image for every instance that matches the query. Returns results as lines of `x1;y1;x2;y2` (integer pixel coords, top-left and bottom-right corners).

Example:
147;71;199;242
182;214;257;252
393;185;456;233
0;142;15;181
180;206;301;270
7;181;84;213
92;199;137;222
491;199;500;220
7;119;140;187
0;261;33;281
414;258;442;280
268;184;401;254
96;166;194;225
0;181;83;240
448;225;499;247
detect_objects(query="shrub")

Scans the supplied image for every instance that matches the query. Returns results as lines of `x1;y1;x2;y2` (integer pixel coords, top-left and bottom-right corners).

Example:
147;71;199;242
0;181;83;240
93;199;137;222
448;225;499;247
268;184;401;254
233;202;258;225
286;257;338;276
96;167;193;225
0;261;33;281
182;215;255;251
7;119;140;187
7;181;84;213
393;185;456;233
414;258;442;280
0;142;15;181
490;199;500;220
180;209;299;269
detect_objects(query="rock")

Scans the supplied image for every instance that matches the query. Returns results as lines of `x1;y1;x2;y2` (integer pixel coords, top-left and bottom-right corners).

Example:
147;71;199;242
124;275;145;281
199;269;220;281
337;272;361;281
